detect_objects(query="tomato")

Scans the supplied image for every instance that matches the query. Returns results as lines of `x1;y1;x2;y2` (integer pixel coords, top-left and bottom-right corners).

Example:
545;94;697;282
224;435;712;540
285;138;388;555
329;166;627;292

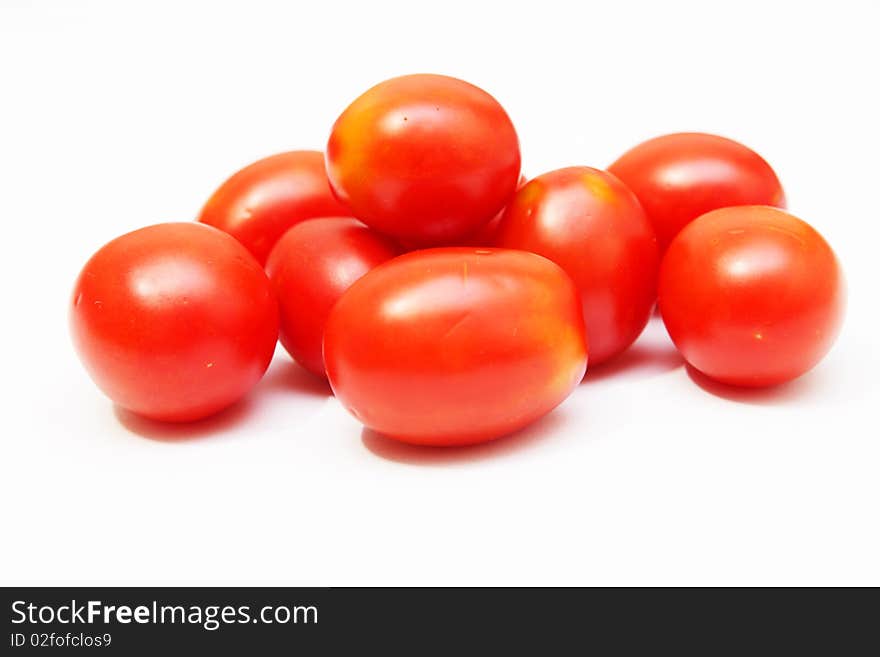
265;218;399;378
326;74;521;246
659;206;845;387
198;150;350;264
70;223;279;421
608;133;786;253
323;248;587;446
495;167;659;366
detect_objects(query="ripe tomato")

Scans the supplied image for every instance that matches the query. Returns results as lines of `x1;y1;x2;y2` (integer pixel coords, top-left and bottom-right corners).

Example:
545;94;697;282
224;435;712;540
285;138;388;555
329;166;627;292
495;167;659;366
198;150;350;264
326;74;521;246
659;206;845;387
608;133;786;253
265;218;399;378
323;248;587;446
70;223;279;421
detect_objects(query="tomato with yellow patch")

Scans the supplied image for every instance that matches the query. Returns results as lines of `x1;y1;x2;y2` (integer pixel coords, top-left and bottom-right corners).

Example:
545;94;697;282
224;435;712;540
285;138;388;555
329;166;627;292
323;248;587;446
326;74;521;247
495;167;659;366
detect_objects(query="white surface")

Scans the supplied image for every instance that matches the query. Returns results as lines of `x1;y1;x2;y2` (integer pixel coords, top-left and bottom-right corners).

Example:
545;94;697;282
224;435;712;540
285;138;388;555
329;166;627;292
2;0;878;586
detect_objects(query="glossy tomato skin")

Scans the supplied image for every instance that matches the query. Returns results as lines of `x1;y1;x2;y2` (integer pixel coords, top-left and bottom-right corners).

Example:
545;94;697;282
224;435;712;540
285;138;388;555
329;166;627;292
495;167;659;366
608;133;786;253
70;223;279;421
198;150;350;264
326;74;521;247
324;248;587;446
265;218;399;378
659;206;844;387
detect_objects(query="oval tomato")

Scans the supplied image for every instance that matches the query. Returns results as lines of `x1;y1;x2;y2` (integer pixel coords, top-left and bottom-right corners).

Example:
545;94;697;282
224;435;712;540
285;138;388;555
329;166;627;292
198;150;350;264
323;248;587;446
608;133;785;253
659;206;845;387
265;218;399;378
495;167;659;366
326;74;521;246
70;223;279;421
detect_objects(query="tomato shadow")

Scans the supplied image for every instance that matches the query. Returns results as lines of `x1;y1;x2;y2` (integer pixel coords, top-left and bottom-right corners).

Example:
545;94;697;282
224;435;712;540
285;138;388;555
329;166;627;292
581;314;683;384
685;365;822;405
260;358;333;398
582;342;683;384
113;359;331;442
360;407;574;466
113;396;258;442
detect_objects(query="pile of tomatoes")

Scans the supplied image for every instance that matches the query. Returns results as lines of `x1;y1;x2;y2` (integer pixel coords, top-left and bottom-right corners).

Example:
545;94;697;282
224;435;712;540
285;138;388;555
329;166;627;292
70;74;845;446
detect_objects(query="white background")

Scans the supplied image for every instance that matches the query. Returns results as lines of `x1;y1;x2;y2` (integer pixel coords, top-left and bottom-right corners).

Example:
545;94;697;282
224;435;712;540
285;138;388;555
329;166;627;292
2;0;878;586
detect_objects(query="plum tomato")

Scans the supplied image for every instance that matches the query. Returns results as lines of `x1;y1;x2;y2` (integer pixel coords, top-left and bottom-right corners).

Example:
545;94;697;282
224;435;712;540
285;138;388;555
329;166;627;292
70;223;279;421
265;218;399;378
495;166;659;366
659;206;845;387
608;133;786;253
323;248;587;446
198;150;350;264
325;74;521;247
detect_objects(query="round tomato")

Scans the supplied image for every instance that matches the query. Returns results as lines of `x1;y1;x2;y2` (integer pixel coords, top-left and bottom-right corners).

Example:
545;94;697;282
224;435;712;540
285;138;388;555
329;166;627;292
608;133;786;253
495;167;659;366
659;206;845;387
324;248;587;446
198;150;350;264
70;223;279;421
265;218;399;378
326;74;521;246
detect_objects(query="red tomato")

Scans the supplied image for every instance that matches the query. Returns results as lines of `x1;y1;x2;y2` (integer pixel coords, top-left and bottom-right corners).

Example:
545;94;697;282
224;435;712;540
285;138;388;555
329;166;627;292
198;150;350;264
659;206;845;387
70;223;279;421
326;74;521;246
495;167;659;366
324;248;587;446
608;133;786;253
265;218;399;378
